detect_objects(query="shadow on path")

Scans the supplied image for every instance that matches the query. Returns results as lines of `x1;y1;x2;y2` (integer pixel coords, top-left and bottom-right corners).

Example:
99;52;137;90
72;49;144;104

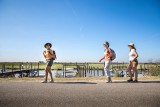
55;82;97;84
112;81;160;83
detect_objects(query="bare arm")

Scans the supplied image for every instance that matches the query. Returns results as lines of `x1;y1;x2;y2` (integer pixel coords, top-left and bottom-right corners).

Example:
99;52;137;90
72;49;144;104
99;56;105;62
49;49;53;55
108;48;112;57
132;50;138;61
43;51;46;58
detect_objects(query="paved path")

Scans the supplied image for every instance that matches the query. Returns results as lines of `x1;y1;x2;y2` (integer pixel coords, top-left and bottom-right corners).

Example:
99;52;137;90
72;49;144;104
0;81;160;107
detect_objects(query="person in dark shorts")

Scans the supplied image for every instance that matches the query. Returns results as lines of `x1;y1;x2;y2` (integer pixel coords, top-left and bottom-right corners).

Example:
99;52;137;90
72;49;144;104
127;43;139;82
42;43;56;83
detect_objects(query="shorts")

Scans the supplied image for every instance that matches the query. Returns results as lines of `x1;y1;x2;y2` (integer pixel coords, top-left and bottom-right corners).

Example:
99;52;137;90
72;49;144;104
46;59;53;67
128;59;138;69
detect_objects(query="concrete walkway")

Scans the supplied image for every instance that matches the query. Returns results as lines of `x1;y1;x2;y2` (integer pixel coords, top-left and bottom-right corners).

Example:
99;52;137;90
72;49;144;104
0;80;160;107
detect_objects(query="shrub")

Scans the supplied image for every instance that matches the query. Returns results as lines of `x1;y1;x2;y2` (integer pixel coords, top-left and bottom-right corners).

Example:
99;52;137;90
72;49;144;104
151;71;160;76
114;72;120;77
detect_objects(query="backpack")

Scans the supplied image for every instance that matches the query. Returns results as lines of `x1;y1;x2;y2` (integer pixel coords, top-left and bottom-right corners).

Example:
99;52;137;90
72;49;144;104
48;50;56;60
52;50;57;60
110;48;116;61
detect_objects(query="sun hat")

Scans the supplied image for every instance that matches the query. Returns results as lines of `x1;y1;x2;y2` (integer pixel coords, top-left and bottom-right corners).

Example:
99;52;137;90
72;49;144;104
103;41;109;47
44;43;52;48
128;43;134;47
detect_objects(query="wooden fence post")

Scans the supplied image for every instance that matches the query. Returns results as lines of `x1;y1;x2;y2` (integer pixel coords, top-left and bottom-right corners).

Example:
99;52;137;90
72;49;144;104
12;64;14;73
38;63;39;77
97;67;99;76
85;66;86;77
94;67;95;76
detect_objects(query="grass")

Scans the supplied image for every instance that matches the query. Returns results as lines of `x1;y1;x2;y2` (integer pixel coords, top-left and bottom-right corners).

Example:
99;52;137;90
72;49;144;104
1;62;160;78
1;62;160;70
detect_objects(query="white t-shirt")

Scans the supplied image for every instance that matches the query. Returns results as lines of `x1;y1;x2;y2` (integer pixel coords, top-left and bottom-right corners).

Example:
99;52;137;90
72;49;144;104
129;49;136;61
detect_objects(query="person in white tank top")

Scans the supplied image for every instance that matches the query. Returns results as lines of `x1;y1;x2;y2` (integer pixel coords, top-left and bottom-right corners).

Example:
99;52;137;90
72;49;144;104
127;43;139;82
129;48;136;61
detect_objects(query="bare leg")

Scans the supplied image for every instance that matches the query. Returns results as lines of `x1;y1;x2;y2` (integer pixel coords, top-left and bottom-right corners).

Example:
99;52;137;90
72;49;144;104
133;67;138;80
129;69;133;80
42;67;49;83
132;61;138;81
45;69;48;81
48;66;54;82
128;62;133;81
108;77;112;82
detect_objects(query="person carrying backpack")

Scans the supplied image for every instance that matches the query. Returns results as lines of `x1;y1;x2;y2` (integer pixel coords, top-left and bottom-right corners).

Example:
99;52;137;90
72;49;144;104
42;43;57;83
99;41;115;83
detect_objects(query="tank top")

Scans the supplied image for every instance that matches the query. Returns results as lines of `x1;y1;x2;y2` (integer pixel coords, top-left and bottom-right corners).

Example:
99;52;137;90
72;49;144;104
129;49;136;61
104;49;111;61
44;50;53;60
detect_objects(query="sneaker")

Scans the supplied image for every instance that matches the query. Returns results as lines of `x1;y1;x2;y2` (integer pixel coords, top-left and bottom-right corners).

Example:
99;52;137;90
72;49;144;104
133;80;138;82
48;80;54;83
41;81;47;83
127;79;133;82
106;80;112;83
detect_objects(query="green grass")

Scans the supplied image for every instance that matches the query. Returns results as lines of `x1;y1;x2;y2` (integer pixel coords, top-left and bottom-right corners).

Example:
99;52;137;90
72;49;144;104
0;62;160;71
0;62;63;70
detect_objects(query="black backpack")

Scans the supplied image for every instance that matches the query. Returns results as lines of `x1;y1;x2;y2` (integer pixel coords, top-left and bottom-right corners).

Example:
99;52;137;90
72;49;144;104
52;50;56;60
48;50;56;60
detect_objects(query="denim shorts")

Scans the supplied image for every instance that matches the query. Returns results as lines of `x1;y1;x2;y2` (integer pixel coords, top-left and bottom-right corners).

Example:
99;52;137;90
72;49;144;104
46;59;53;67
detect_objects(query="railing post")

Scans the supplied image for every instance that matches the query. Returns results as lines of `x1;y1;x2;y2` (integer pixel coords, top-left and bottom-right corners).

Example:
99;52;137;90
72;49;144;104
84;66;86;77
19;63;23;78
94;67;95;76
97;67;99;76
2;64;5;74
82;67;84;77
38;62;39;77
12;64;14;73
31;63;33;70
64;64;66;78
91;67;92;75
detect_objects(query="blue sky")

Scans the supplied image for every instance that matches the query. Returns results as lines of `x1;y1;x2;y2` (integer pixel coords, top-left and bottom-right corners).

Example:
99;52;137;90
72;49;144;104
0;0;160;62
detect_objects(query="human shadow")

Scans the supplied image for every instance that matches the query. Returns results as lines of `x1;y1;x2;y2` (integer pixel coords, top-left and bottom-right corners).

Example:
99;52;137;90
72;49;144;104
55;82;97;84
112;81;160;83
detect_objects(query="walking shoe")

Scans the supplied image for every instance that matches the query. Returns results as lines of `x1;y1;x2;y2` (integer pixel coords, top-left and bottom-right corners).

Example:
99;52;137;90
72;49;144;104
106;80;112;83
41;81;47;83
127;79;133;82
133;80;138;82
48;80;54;83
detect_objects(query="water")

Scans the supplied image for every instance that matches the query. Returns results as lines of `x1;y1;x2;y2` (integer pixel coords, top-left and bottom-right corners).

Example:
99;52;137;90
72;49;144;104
38;70;76;78
38;70;144;78
0;69;144;78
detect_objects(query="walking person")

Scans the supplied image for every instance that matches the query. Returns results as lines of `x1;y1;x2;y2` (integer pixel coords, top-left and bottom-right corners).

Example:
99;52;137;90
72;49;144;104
99;41;113;83
127;43;139;82
42;43;56;83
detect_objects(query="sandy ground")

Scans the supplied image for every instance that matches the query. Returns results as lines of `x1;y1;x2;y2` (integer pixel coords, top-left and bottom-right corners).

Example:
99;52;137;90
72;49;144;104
0;78;160;107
